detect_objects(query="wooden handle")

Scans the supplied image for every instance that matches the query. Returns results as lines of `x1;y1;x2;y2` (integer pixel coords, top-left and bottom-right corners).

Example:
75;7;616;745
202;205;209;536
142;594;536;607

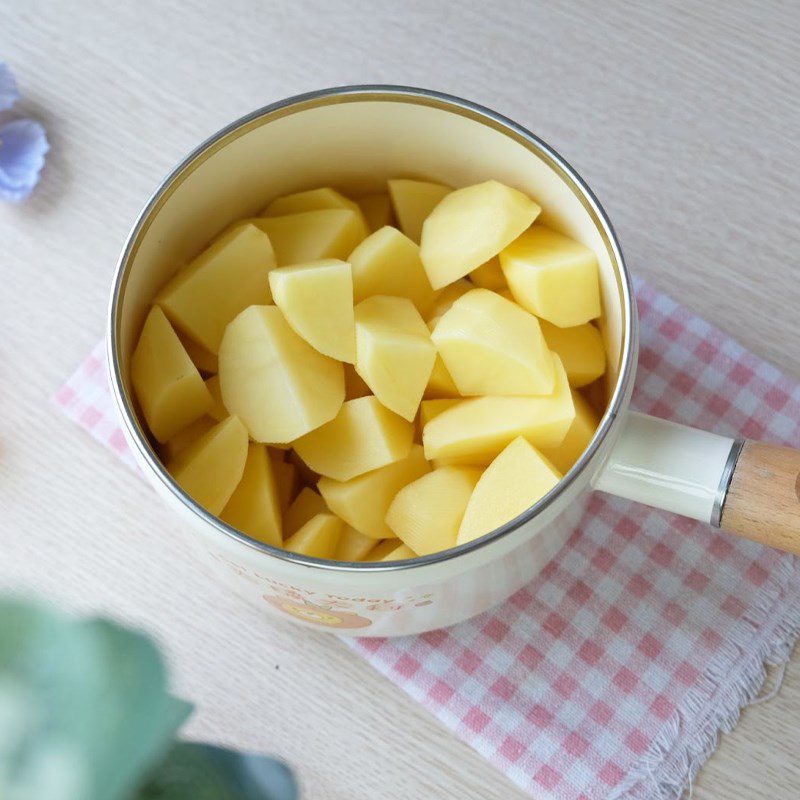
720;441;800;554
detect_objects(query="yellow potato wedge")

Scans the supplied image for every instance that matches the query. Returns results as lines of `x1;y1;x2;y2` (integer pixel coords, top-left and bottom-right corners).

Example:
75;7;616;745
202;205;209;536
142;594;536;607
157;223;275;354
218;305;344;443
293;396;413;482
420;180;540;289
318;444;430;539
131;306;213;443
220;443;282;546
457;437;561;544
269;259;356;362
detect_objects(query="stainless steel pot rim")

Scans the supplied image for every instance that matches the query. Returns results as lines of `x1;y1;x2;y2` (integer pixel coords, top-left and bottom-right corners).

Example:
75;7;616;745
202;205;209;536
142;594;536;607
108;84;638;573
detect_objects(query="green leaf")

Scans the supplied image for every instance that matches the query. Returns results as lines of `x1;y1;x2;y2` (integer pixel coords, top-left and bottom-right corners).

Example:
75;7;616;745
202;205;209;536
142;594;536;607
138;743;298;800
0;598;191;800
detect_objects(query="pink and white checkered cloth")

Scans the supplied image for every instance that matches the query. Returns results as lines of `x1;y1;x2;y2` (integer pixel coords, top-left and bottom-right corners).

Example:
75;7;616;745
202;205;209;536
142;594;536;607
55;277;800;800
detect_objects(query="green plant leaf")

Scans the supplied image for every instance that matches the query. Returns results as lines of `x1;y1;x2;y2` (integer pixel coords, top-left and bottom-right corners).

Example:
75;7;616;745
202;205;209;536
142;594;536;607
0;598;191;800
137;743;298;800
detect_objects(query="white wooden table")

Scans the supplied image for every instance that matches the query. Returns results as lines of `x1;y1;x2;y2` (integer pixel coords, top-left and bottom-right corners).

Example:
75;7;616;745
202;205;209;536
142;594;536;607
1;2;798;797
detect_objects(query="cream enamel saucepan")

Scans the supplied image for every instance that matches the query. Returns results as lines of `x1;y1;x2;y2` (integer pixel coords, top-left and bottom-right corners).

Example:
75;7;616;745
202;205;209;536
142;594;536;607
109;86;800;636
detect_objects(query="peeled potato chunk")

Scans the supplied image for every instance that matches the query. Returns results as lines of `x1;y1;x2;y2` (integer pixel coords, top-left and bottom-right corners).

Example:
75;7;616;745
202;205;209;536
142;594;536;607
541;390;599;474
318;444;430;539
356;193;393;232
218;305;344;443
457;437;561;544
157;223;275;354
161;416;215;462
284;513;343;559
386;467;482;556
366;540;418;562
423;354;574;461
388;179;451;243
354;296;436;421
419;399;462;429
220;443;282;546
131;306;213;442
269;259;356;362
349;226;438;314
204;375;227;421
469;257;507;290
264;187;363;221
420;180;540;289
540;320;606;388
284;487;328;536
432;288;555;396
334;525;377;561
499;226;601;327
167;415;248;515
293;396;413;482
251;209;365;266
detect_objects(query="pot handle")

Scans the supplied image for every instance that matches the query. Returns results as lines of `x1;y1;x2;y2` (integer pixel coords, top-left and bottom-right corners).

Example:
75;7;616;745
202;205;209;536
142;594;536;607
594;412;800;555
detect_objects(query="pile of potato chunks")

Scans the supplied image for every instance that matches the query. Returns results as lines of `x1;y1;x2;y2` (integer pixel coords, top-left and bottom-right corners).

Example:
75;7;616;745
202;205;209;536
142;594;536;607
131;178;605;562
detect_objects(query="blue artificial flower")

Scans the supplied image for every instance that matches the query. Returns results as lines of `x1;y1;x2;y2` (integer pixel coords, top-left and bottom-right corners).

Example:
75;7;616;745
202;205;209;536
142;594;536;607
0;62;49;202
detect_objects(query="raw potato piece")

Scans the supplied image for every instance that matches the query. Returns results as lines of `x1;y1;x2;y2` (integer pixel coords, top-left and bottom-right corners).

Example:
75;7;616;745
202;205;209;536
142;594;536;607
432;289;555;396
269;259;356;362
204;375;227;421
423;355;575;461
349;227;438;314
284;513;343;559
167;416;248;515
334;525;377;561
356;193;393;232
420;180;541;289
386;467;482;556
354;296;436;421
218;305;344;443
499;226;601;327
388;179;451;243
366;540;418;562
264;187;366;226
220;443;282;546
469;257;507;290
157;223;275;354
284;487;328;536
541;391;599;474
540;320;606;388
251;209;365;266
318;444;431;539
161;417;216;462
293;396;414;482
457;437;561;544
131;306;213;442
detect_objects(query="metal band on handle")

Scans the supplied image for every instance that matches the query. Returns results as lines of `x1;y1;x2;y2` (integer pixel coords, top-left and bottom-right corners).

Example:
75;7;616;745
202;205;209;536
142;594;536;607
711;439;745;528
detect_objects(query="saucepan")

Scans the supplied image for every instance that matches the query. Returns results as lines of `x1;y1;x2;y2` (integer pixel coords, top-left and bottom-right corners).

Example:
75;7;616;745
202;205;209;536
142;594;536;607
108;86;800;636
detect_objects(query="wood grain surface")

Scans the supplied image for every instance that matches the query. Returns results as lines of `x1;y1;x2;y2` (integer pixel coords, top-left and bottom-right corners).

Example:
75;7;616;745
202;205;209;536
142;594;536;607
1;1;798;798
722;441;800;555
